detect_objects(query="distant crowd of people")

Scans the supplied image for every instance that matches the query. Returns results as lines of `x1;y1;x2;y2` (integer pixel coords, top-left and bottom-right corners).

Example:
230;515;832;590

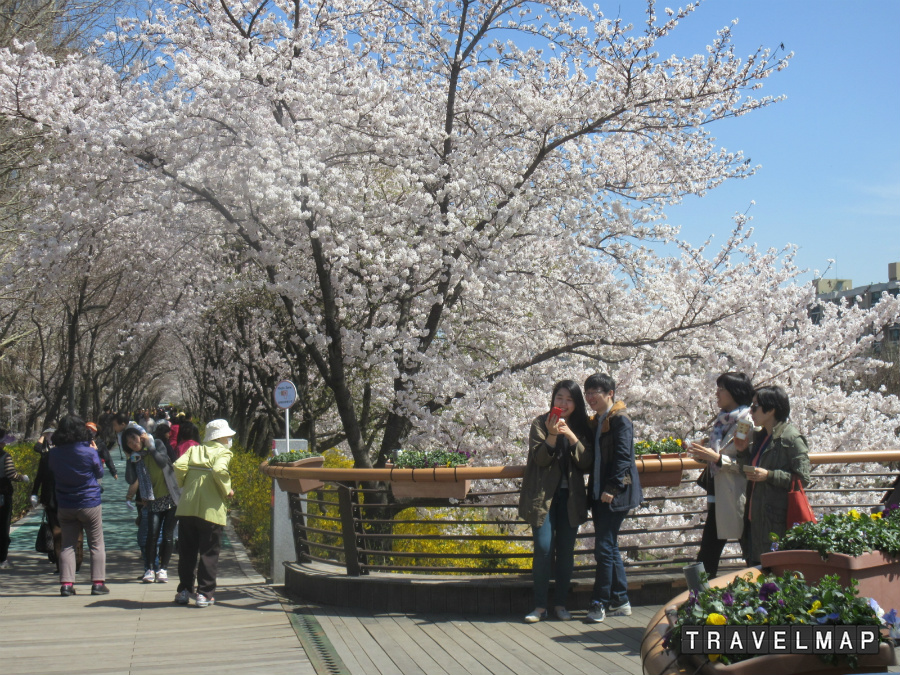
1;410;235;607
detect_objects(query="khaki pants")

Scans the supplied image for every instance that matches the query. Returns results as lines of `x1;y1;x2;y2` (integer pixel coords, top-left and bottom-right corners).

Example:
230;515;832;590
58;505;105;583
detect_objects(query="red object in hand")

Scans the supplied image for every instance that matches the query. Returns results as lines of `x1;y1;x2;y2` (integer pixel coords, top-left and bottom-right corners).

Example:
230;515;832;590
549;407;564;420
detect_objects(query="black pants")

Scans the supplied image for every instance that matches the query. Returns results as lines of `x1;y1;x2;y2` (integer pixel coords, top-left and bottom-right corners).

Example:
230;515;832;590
176;516;222;597
0;493;12;563
696;502;727;579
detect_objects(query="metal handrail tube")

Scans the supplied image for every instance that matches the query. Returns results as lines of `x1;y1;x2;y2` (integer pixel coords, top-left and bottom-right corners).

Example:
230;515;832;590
262;449;900;483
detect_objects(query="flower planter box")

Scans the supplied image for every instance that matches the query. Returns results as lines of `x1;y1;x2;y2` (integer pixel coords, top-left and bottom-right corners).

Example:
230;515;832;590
267;456;326;494
386;462;471;500
689;642;897;675
761;549;900;612
636;453;687;488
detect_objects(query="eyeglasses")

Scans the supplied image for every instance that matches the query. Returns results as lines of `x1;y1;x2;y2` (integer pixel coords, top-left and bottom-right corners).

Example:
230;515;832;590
584;390;605;398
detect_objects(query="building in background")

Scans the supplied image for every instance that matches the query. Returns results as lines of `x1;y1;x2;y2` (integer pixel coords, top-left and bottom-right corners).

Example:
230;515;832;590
813;263;900;347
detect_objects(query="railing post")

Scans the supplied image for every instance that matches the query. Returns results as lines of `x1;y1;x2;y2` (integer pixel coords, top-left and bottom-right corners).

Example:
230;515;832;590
337;482;365;576
288;492;311;562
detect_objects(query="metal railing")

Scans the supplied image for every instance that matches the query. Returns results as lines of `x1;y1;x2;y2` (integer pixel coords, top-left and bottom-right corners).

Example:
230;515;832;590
263;451;900;577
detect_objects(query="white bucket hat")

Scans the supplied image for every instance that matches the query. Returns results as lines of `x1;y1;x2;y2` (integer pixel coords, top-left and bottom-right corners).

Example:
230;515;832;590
204;419;237;443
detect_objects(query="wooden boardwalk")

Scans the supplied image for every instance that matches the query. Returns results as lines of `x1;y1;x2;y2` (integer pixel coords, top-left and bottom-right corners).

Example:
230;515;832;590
1;470;647;675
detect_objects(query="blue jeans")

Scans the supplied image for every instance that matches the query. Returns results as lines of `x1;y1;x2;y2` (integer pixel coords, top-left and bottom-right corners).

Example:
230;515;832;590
532;488;579;608
592;502;628;608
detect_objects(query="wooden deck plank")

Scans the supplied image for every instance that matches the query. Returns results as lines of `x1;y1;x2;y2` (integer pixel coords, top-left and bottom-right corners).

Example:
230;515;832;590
325;606;406;675
430;618;520;675
391;614;493;675
305;606;368;675
450;616;548;675
357;613;432;675
498;620;603;675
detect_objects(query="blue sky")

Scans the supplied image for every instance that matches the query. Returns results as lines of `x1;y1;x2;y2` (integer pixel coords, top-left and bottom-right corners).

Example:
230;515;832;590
642;0;900;287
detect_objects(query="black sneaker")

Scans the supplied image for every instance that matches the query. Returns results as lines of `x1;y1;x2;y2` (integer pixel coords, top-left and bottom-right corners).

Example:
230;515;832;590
91;583;110;595
60;585;76;597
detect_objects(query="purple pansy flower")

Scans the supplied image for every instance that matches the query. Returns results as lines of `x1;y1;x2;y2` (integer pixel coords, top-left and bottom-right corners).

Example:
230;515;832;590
756;606;769;617
759;582;779;601
722;592;734;607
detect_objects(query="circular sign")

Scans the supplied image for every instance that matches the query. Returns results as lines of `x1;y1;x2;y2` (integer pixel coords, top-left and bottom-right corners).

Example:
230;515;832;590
274;380;298;409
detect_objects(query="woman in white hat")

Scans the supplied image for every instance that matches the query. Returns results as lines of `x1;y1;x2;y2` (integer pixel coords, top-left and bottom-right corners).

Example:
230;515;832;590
172;419;235;608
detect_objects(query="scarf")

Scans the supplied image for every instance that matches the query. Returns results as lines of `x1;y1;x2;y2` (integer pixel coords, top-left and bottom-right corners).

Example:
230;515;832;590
131;450;155;502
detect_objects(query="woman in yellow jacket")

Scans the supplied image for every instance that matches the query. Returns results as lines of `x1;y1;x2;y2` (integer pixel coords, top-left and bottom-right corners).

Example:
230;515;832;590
172;419;234;608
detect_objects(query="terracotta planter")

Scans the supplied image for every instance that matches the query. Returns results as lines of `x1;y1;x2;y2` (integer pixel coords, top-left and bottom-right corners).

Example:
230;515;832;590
267;456;326;494
636;453;687;488
761;549;900;612
387;462;471;500
689;642;897;675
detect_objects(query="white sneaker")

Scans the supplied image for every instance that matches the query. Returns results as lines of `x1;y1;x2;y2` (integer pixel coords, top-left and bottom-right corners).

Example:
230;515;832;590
554;606;573;621
156;569;168;583
142;569;156;583
523;608;547;623
174;589;190;605
195;593;214;608
586;601;605;623
608;601;632;617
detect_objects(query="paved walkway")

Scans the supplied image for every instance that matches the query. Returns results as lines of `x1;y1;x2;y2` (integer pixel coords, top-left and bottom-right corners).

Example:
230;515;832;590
1;466;648;675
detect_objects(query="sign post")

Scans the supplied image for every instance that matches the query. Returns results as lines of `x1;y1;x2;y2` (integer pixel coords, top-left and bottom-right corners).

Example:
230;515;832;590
273;379;298;449
271;380;299;584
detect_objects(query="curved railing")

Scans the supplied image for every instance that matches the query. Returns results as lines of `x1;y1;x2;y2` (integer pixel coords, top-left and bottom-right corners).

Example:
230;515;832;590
260;450;900;577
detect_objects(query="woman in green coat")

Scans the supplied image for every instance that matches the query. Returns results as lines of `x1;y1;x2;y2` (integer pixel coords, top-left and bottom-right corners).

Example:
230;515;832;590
518;380;592;623
733;386;811;565
172;419;234;608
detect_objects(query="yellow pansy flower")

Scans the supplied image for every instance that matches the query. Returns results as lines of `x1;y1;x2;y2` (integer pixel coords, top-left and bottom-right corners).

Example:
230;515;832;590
871;512;883;520
849;509;861;520
709;654;721;662
808;600;822;615
706;613;727;625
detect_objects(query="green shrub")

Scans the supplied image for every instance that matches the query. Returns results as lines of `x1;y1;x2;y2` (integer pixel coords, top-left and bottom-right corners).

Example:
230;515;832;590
5;442;39;522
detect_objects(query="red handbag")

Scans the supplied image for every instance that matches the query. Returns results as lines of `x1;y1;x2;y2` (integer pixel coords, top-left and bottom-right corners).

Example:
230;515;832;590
786;475;816;528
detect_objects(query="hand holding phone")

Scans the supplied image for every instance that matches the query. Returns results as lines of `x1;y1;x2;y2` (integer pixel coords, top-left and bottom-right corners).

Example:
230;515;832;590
549;407;564;421
742;464;755;474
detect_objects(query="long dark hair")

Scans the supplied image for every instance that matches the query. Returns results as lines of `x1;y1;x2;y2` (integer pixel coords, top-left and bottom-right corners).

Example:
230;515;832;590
549;380;591;443
51;415;92;446
177;421;200;444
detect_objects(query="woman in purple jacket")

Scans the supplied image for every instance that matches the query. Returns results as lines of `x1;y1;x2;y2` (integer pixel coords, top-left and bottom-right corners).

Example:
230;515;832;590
48;415;109;596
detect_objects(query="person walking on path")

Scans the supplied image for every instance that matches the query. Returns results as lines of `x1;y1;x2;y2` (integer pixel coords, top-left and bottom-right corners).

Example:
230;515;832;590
173;419;234;608
48;415;109;596
1;429;29;569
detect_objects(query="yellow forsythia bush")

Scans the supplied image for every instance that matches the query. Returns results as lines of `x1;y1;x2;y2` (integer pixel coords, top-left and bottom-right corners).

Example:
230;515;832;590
6;442;40;522
229;447;273;571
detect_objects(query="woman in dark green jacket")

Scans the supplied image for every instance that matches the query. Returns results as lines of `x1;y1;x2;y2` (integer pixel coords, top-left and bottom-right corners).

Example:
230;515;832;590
518;380;592;623
734;385;811;565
